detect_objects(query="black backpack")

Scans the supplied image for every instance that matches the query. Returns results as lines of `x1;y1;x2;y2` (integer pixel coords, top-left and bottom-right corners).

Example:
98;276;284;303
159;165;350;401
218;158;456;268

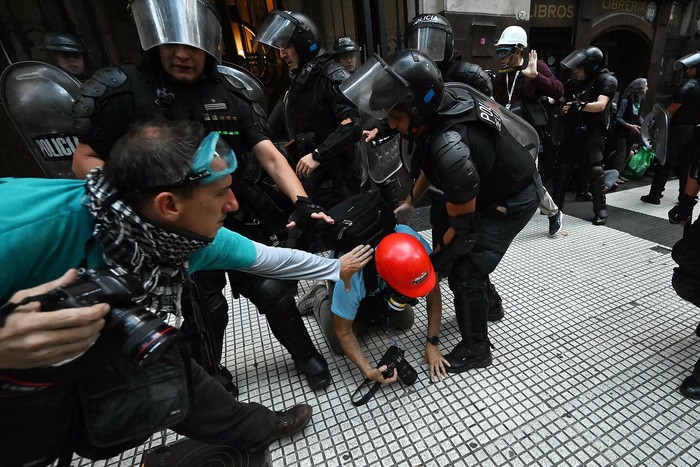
315;191;397;253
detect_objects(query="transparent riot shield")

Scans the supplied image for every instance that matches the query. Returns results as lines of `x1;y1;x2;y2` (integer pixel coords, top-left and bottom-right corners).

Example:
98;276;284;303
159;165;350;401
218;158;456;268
641;103;669;165
0;61;82;178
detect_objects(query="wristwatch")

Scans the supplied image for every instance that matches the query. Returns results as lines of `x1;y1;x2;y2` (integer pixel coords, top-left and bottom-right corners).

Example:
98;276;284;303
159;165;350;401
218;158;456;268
427;335;440;345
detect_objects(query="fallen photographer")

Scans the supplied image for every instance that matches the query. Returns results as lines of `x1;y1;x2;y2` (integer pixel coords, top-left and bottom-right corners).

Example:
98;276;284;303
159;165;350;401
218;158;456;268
0;119;372;466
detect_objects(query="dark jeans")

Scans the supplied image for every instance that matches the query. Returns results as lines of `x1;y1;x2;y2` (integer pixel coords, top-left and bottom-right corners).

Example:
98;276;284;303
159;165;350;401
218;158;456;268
0;359;275;467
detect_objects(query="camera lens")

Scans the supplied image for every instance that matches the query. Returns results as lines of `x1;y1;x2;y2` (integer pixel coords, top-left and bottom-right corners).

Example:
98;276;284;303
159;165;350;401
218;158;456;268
397;359;418;385
105;306;177;366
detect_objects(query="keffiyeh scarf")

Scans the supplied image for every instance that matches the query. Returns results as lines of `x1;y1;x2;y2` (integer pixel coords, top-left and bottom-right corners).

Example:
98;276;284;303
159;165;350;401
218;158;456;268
84;168;211;318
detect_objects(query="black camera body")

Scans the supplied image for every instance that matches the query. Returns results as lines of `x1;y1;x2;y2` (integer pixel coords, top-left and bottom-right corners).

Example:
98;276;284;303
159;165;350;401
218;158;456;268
378;345;417;385
37;268;177;366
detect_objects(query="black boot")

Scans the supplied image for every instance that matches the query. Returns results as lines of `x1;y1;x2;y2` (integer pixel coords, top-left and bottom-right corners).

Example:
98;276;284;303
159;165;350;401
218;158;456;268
487;278;504;322
680;374;700;400
250;404;312;452
295;353;331;390
445;338;493;373
590;166;607;225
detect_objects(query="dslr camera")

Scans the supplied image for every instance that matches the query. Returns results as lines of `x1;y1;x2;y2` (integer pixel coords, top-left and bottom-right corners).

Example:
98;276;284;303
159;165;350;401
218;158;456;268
5;268;177;366
378;345;417;385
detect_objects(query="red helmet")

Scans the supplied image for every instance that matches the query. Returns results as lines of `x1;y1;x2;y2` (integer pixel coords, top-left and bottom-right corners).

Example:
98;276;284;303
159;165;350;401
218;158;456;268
375;233;436;299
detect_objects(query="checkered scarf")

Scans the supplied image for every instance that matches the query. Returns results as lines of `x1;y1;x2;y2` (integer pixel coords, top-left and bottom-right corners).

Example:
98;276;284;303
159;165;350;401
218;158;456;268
84;168;211;317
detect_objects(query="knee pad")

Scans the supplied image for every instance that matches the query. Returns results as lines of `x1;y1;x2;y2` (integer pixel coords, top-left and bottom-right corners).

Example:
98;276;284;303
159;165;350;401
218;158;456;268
246;277;295;312
590;164;605;178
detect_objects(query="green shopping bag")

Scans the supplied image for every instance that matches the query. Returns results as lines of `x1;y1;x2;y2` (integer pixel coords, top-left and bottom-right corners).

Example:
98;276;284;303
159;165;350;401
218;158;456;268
623;146;655;180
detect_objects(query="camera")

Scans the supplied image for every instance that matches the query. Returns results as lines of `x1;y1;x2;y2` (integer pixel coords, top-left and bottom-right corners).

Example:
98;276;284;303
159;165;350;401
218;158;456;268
35;268;176;366
378;345;417;385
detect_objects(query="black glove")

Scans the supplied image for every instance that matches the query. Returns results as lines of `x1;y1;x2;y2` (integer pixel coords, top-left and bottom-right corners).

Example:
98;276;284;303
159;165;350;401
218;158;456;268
570;101;587;113
429;213;477;280
669;193;698;224
288;196;326;231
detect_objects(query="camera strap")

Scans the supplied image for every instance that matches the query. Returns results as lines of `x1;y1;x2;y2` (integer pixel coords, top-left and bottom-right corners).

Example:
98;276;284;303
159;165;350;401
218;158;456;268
350;378;382;407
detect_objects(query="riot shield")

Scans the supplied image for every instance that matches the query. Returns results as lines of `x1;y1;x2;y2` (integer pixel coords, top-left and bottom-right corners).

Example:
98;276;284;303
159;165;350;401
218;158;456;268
641;103;668;165
217;62;268;113
0;61;82;178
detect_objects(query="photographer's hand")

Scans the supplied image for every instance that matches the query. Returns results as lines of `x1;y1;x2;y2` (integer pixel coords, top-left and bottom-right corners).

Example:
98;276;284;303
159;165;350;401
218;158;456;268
0;270;109;369
366;366;398;384
425;345;449;383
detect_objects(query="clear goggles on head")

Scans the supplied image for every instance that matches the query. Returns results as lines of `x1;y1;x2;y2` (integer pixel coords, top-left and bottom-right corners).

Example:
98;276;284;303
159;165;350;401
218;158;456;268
180;132;237;184
496;47;514;59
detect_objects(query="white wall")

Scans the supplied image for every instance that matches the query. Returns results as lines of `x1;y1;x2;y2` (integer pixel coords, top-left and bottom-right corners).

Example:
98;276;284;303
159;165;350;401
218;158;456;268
420;0;531;19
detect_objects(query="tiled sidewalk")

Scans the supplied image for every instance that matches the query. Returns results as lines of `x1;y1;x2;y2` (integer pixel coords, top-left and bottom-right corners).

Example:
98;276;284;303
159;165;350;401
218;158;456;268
70;184;700;466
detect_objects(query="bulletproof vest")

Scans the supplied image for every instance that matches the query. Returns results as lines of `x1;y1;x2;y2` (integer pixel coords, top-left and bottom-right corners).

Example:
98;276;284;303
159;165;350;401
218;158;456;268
419;88;535;211
671;78;700;126
123;66;246;157
563;71;616;133
284;55;347;144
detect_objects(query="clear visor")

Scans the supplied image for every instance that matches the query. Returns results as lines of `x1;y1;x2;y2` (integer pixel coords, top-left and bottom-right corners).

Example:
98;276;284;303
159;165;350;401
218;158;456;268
560;49;588;70
406;28;446;62
187;132;238;183
674;51;700;70
130;0;222;62
340;54;414;119
254;13;297;50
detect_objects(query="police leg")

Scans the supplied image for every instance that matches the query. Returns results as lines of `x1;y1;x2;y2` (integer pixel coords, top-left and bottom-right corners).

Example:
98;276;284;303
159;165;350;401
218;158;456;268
589;163;608;225
181;270;229;364
444;262;492;373
486;276;504;322
245;276;331;390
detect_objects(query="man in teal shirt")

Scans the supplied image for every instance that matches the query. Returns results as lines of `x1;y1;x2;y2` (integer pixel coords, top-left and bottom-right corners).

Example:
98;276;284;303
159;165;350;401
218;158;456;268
0;119;371;466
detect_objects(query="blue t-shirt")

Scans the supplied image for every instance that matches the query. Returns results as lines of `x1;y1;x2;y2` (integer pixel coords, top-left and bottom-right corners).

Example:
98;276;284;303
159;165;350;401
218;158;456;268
0;177;258;303
330;225;432;320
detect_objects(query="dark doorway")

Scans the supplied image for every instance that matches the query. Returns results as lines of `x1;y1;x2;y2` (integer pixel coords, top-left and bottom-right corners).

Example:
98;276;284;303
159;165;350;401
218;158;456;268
592;29;650;96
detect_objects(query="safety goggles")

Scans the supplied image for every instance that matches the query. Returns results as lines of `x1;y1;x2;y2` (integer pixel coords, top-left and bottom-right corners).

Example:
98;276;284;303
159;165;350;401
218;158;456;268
179;132;238;184
496;47;514;59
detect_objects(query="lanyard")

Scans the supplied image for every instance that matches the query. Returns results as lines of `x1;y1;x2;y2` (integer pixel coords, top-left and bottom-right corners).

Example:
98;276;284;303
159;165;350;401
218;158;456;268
505;70;521;110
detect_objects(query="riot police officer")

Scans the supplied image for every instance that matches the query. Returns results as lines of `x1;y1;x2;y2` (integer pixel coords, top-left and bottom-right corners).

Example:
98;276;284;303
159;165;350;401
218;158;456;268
71;0;333;390
341;51;542;372
553;46;617;225
257;10;363;210
405;13;493;96
641;51;700;205
40;32;89;80
333;36;361;74
668;132;700;399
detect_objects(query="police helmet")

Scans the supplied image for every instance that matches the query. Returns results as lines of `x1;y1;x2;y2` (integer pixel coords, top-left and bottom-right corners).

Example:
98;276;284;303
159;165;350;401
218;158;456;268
561;46;605;77
129;0;223;63
674;51;700;71
333;36;360;54
340;50;443;127
41;32;88;54
405;14;454;64
255;10;322;66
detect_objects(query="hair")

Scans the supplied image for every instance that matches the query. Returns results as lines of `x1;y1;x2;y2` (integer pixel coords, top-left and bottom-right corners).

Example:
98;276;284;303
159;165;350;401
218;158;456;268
103;118;206;207
621;77;648;103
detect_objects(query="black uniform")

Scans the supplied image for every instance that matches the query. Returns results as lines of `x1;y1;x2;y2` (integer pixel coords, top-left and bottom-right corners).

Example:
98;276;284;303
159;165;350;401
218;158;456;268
553;68;617;219
409;86;541;367
646;77;700;201
269;53;362;209
74;63;327;383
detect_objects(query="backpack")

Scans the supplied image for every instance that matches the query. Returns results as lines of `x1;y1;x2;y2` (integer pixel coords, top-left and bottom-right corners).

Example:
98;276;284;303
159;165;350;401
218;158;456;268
315;191;397;253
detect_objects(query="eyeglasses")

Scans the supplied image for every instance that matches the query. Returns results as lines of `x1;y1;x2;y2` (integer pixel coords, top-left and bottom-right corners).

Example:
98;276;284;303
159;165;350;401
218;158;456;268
179;132;238;184
496;47;514;59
